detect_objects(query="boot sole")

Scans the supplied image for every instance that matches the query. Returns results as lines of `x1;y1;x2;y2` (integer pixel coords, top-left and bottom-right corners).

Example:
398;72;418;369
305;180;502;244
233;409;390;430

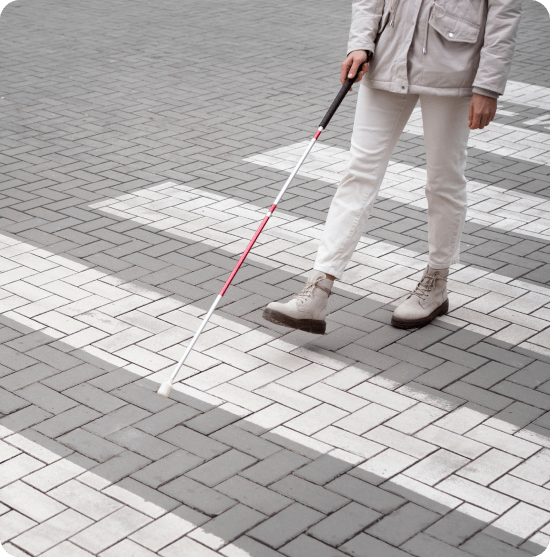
391;299;449;330
262;308;326;335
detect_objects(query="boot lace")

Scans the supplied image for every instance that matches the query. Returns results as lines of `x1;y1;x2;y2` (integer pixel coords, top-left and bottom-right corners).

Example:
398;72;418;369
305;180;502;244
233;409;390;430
292;277;328;305
411;271;445;300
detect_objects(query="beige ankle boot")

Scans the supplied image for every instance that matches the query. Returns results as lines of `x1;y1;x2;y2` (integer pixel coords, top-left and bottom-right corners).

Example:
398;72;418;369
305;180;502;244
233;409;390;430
391;266;449;329
262;270;333;334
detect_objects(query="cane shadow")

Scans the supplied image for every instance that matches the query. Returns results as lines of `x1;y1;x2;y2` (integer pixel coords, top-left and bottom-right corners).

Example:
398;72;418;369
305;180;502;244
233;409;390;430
1;306;550;556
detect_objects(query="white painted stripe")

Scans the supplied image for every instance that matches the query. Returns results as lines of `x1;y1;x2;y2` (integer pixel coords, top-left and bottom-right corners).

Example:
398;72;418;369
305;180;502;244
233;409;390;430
243;141;550;240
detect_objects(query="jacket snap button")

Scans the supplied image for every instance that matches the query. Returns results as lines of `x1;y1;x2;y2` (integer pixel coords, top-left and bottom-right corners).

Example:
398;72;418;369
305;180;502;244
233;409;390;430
448;32;454;37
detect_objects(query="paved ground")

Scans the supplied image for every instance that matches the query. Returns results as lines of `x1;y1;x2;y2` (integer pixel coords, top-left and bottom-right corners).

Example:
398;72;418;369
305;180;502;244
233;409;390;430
1;0;550;556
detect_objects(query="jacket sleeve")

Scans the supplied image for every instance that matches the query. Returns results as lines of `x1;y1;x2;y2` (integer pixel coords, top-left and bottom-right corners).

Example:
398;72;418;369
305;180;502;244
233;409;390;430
347;0;385;56
472;0;522;95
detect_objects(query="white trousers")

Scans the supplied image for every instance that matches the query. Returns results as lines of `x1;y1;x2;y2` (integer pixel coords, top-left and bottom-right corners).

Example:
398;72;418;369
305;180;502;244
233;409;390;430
314;84;472;280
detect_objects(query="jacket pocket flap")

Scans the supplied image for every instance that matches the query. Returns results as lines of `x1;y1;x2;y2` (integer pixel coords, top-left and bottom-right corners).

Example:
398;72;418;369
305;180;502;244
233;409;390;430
429;5;481;44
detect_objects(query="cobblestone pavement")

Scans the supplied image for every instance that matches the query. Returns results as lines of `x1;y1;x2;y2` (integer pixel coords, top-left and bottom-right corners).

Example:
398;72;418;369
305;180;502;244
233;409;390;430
1;0;550;555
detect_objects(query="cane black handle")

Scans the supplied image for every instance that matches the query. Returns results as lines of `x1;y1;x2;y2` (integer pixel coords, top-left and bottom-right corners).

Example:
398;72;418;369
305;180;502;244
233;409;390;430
318;77;354;130
318;53;372;131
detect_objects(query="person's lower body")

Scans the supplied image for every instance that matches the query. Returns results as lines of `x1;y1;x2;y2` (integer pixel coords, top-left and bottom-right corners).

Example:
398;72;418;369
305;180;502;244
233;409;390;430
262;84;471;332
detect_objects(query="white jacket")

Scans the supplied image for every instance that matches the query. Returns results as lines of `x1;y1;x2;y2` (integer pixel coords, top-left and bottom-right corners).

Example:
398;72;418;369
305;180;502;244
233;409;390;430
348;0;523;97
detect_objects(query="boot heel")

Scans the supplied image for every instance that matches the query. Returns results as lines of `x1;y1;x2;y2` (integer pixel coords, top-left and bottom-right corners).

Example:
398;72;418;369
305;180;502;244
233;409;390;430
439;299;449;316
306;320;326;335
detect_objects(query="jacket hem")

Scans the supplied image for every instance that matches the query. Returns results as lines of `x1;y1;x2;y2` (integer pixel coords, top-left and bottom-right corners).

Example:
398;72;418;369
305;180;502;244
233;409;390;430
364;78;475;97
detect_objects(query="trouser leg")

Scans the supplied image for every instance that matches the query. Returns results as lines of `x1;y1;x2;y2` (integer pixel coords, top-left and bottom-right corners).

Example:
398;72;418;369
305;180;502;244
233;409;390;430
420;94;472;269
314;85;418;280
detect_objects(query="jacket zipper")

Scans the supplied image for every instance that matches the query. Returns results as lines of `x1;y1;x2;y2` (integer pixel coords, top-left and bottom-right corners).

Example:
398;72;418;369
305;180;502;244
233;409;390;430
423;0;436;54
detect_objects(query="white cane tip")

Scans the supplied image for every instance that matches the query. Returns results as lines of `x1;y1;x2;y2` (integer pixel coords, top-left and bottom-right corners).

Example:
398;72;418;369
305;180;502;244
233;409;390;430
157;382;172;398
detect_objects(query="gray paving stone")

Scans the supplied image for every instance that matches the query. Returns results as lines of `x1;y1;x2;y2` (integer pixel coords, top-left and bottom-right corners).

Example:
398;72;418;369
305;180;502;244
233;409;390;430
444;382;513;411
247;502;324;549
326;475;406;514
1;2;550;557
215;475;291;516
131;449;203;488
279;534;349;557
107;426;177;460
402;532;477;557
308;501;381;547
186;449;257;487
366;502;440;546
57;428;125;463
461;533;533;557
79;451;151;490
159;476;237;516
14;384;77;415
210;425;282;459
293;451;359;485
0;405;52;434
133;403;200;435
340;533;410;557
83;405;150;437
425;343;488;369
425;504;496;546
240;449;311;486
0;387;31;414
159;425;229;459
110;383;175;413
271;475;349;514
189;503;266;550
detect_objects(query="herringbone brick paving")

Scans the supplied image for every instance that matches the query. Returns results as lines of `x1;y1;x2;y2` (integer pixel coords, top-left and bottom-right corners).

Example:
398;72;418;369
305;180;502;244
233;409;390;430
0;0;550;555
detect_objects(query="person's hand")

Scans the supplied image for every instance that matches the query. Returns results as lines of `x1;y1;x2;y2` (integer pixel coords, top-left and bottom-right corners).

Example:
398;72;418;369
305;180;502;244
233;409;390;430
469;93;497;130
341;50;369;91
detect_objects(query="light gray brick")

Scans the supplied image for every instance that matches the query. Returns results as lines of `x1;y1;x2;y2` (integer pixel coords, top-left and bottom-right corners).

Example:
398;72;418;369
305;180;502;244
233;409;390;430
189;503;266;550
129;505;209;552
12;509;92;556
184;402;250;435
0;511;37;544
79;451;151;490
294;449;362;485
70;506;151;554
107;426;177;460
104;477;180;518
0;481;66;522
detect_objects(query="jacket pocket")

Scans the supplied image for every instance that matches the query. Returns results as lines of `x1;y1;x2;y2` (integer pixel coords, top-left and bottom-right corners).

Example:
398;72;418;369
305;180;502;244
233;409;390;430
429;4;481;43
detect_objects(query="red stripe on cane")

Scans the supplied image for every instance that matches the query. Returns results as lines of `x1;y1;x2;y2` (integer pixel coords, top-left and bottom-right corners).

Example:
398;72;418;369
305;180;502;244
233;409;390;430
219;214;272;296
313;130;322;139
